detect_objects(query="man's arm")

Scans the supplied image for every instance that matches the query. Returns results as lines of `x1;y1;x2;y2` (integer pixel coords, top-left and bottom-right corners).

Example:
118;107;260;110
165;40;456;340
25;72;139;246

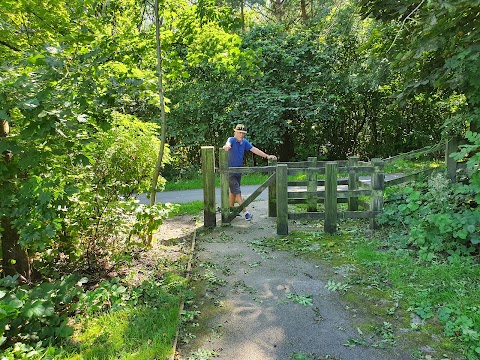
223;138;232;151
250;147;277;160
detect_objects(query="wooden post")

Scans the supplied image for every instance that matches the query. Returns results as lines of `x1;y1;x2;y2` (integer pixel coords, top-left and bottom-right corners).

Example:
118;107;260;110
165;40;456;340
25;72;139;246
268;158;277;217
370;158;384;230
219;149;231;225
276;164;288;235
445;137;458;183
201;146;216;228
307;157;317;212
324;162;338;234
348;156;359;211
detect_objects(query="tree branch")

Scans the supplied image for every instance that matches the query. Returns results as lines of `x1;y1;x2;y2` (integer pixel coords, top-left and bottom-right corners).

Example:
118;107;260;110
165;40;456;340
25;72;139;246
387;0;426;52
0;39;21;52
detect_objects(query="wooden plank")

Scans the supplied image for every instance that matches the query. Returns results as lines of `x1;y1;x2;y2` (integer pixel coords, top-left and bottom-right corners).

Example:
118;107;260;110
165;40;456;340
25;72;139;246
307;157;317;212
282;160;349;168
324;162;338;234
288;198;348;204
227;173;276;221
218;166;276;174
219;149;231;225
201;146;216;228
384;168;436;188
347;166;374;173
383;142;443;163
288;189;372;199
268;158;277;217
348;156;359;211
288;168;326;176
288;212;325;220
276;164;289;235
370;158;384;229
288;179;349;186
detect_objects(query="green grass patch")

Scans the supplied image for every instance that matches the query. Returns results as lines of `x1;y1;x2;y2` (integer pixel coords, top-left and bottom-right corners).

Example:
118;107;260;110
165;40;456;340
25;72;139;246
171;200;204;216
259;224;480;358
62;303;179;360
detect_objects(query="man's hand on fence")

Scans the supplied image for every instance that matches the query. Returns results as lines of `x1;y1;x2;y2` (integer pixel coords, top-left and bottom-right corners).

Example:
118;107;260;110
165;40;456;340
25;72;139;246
223;144;231;151
267;155;277;160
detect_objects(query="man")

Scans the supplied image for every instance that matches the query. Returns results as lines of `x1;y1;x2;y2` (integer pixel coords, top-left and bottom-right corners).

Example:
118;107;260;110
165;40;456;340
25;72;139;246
223;124;277;221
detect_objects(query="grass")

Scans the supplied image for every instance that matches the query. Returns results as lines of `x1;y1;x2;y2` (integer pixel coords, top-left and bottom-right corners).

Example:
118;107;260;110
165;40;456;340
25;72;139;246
61;304;180;359
258;224;480;359
171;200;205;216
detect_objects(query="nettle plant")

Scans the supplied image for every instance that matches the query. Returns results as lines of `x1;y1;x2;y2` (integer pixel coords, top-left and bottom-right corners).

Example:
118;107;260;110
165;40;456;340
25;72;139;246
380;172;480;261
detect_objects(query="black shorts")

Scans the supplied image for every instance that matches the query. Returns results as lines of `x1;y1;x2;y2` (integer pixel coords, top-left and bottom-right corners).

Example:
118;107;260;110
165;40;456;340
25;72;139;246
228;174;242;195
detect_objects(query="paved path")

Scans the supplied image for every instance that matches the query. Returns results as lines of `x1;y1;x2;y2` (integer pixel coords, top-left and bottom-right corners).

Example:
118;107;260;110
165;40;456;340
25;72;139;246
177;200;415;360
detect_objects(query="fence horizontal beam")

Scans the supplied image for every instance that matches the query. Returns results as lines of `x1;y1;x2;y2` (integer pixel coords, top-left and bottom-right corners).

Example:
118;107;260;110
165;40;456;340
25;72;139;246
384;168;436;188
218;166;276;174
281;160;349;168
383;143;443;163
287;189;373;199
288;198;349;204
288;179;349;186
287;210;380;220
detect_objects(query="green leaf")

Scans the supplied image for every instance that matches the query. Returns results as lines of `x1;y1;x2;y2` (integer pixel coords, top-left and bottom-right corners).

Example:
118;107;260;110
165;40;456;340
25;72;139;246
0;110;9;120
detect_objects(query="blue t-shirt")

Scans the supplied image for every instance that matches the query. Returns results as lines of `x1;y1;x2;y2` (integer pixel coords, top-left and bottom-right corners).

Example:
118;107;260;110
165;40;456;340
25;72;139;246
227;137;253;168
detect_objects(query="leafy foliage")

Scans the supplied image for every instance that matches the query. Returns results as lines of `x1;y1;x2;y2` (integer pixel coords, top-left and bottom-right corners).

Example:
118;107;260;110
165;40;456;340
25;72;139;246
0;275;83;349
379;173;480;261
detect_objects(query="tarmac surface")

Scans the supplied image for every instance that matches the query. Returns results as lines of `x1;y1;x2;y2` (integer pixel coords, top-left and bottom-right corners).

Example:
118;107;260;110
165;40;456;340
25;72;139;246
175;198;418;360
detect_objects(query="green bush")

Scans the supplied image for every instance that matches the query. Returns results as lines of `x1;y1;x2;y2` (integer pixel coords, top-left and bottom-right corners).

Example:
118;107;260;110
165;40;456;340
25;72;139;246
0;275;84;350
379;172;480;261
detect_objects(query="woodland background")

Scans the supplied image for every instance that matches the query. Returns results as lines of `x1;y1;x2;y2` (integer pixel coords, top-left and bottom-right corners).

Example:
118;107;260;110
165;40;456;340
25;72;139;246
0;0;479;357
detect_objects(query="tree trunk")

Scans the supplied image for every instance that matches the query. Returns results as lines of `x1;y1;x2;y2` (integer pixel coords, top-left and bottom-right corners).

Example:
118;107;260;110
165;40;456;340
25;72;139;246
300;0;308;21
147;0;167;246
1;217;30;280
240;1;245;31
273;0;283;21
1;119;30;280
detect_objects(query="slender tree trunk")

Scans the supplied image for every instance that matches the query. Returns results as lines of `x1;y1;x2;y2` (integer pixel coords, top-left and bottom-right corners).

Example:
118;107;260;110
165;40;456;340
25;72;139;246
300;0;308;21
273;0;283;21
240;0;245;31
147;0;167;246
1;120;30;280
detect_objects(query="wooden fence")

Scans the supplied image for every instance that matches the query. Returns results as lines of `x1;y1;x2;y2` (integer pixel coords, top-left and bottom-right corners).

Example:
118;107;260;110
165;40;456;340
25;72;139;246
201;138;463;235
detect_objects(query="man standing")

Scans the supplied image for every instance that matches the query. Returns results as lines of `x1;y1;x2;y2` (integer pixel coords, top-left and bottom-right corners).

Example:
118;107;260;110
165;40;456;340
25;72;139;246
223;124;277;221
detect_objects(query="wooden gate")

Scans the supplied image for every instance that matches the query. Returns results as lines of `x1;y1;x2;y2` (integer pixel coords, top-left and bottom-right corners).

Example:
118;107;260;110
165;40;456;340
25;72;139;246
274;158;384;235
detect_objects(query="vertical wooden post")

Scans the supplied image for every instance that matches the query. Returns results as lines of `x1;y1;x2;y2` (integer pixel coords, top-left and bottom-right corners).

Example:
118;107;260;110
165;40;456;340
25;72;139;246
268;158;277;217
348;156;359;211
276;164;288;235
324;162;338;234
370;158;384;230
219;149;231;225
307;157;317;212
201;146;216;228
445;137;458;183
